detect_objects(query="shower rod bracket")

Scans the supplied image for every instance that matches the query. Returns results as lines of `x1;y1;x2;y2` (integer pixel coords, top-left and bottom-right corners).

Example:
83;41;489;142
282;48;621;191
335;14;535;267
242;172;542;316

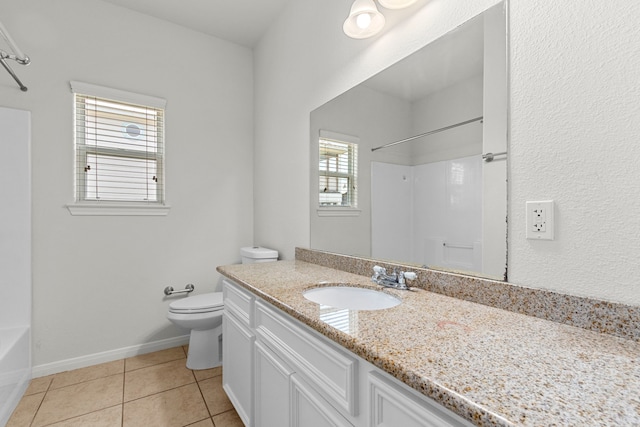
0;50;29;92
482;151;507;162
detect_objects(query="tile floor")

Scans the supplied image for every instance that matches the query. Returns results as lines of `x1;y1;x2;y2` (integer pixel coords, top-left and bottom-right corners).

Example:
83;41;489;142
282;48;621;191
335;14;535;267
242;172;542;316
7;346;243;427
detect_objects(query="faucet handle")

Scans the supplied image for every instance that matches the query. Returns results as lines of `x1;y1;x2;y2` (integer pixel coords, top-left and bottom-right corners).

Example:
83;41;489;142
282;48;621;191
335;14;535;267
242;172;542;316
403;272;417;281
373;265;386;275
396;271;417;289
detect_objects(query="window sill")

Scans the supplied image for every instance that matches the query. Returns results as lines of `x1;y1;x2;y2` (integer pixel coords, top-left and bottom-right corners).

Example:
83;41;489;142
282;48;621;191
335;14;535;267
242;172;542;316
316;207;361;217
66;202;171;216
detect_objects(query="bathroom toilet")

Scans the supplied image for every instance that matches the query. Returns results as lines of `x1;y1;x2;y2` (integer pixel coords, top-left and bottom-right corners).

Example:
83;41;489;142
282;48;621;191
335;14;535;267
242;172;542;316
167;292;224;370
167;246;278;370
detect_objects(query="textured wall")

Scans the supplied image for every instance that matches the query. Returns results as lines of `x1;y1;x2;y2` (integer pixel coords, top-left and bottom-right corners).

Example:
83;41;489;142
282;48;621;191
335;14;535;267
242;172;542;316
508;0;640;303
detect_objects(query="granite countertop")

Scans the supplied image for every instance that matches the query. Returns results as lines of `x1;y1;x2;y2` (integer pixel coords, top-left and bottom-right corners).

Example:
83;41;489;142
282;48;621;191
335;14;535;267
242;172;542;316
217;260;640;427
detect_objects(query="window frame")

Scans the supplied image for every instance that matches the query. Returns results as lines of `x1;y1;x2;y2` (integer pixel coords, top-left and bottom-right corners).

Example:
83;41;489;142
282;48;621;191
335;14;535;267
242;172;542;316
316;130;361;217
66;81;170;216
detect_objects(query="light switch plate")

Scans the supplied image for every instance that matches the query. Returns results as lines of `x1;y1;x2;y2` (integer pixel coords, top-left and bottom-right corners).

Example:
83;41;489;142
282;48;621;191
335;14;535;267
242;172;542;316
526;200;554;240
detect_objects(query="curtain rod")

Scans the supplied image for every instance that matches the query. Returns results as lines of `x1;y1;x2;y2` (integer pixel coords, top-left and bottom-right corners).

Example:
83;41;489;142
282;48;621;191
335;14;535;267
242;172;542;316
371;116;483;152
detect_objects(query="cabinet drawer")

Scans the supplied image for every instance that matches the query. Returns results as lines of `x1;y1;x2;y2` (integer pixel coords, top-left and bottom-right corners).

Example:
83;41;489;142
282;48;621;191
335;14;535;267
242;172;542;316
368;372;474;427
223;279;254;326
255;300;358;416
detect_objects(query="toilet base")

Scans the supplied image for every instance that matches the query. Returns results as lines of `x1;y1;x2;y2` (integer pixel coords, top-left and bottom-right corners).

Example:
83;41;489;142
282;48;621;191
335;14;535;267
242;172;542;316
186;326;222;370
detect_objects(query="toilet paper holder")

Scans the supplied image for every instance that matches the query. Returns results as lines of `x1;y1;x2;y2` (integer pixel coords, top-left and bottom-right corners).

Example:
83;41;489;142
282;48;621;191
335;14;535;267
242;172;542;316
164;283;195;296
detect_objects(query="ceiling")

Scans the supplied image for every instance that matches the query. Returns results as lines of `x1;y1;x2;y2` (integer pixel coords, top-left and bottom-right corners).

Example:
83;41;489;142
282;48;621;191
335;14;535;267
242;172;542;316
100;0;291;48
362;13;484;102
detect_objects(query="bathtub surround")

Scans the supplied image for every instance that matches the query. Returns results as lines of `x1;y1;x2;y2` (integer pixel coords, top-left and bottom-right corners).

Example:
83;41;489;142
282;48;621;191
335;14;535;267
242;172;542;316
0;107;31;426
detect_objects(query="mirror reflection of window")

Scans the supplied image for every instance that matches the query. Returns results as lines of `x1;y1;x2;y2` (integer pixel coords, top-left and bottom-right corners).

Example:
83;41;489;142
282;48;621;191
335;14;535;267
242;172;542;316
318;136;358;208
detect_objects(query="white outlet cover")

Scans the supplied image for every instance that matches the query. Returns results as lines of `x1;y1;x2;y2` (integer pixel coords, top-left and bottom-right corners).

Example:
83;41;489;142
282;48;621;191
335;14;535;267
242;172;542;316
526;200;554;240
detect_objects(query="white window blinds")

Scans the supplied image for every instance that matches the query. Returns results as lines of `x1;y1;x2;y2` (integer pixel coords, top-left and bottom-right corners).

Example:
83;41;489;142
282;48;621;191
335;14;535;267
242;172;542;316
71;82;166;204
318;131;358;208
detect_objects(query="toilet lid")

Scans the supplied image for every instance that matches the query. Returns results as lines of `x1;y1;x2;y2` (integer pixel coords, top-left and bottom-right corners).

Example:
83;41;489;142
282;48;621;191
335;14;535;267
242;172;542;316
169;292;224;314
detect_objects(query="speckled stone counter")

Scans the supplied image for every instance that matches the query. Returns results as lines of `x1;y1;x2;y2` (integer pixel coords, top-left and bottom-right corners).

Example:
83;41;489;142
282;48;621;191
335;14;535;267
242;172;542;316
217;260;640;427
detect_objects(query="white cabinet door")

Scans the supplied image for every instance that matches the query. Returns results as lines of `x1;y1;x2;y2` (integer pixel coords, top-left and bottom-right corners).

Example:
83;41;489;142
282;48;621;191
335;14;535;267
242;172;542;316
223;311;255;427
291;374;353;427
255;340;295;427
368;372;474;427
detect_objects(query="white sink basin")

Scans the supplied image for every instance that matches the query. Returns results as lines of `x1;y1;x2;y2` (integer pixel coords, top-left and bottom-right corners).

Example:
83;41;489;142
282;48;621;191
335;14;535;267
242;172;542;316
303;286;401;311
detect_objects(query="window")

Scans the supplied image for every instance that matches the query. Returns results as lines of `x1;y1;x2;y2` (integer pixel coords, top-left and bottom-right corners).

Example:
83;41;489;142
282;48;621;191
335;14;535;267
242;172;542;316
68;81;169;216
318;131;358;209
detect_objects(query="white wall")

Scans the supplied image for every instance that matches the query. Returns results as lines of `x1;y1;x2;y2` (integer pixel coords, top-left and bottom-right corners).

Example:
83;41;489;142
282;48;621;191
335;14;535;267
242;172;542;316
371;162;413;262
0;0;254;368
255;0;640;305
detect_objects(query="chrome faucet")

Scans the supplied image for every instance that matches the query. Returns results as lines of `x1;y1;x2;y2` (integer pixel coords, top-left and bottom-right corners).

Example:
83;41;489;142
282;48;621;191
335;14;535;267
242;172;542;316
372;265;416;290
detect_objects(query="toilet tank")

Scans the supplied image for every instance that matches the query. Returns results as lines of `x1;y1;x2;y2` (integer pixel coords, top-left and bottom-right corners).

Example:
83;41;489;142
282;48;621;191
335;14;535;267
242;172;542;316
240;246;278;264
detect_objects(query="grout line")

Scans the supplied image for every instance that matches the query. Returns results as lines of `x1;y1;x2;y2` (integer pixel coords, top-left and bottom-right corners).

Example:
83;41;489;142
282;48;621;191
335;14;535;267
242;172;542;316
123;382;199;405
31;404;123;427
47;372;125;392
29;374;54;427
195;375;212;417
121;365;126;427
27;391;46;427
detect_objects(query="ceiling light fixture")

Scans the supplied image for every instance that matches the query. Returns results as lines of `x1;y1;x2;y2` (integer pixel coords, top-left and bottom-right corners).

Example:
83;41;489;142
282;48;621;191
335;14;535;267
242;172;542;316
343;0;386;39
377;0;418;10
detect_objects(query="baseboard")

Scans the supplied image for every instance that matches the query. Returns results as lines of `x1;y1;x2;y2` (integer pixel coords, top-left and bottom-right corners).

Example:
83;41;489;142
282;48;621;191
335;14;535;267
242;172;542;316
32;335;190;378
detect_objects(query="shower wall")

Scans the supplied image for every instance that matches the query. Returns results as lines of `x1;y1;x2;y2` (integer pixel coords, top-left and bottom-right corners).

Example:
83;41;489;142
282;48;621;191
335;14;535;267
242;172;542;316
0;106;31;328
0;106;32;425
372;155;483;271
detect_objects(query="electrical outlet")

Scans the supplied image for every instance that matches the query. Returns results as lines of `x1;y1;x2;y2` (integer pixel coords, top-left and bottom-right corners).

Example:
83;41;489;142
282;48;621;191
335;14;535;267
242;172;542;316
526;200;554;240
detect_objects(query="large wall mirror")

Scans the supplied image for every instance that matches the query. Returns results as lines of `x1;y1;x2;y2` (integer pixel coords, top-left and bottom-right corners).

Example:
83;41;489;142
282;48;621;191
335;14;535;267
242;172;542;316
310;2;508;281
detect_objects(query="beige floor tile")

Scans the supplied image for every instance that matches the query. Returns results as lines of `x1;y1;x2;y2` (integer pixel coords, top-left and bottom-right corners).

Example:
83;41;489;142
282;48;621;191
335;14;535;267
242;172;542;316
187;418;214;427
124;358;195;402
125;347;186;372
193;366;222;382
123;383;209;427
6;392;45;427
212;409;244;427
51;359;124;389
31;374;124;427
46;405;122;427
199;375;234;416
25;375;53;395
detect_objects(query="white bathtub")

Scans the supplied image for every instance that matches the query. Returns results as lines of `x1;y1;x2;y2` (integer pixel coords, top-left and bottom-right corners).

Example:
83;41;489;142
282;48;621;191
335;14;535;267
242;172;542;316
0;327;31;427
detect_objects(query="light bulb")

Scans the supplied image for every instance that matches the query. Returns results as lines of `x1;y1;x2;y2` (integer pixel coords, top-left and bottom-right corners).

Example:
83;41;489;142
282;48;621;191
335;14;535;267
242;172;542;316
343;0;385;39
356;13;372;29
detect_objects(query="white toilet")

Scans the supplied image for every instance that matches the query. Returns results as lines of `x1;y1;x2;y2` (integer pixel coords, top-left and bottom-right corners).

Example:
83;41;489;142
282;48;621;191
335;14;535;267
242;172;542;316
167;246;278;370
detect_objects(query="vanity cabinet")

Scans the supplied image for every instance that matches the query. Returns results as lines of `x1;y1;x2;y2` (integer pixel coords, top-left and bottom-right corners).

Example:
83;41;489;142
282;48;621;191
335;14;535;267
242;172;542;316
223;279;473;427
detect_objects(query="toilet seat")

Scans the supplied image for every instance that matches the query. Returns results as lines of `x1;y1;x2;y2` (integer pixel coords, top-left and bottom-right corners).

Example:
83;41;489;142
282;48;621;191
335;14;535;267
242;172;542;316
169;292;224;314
